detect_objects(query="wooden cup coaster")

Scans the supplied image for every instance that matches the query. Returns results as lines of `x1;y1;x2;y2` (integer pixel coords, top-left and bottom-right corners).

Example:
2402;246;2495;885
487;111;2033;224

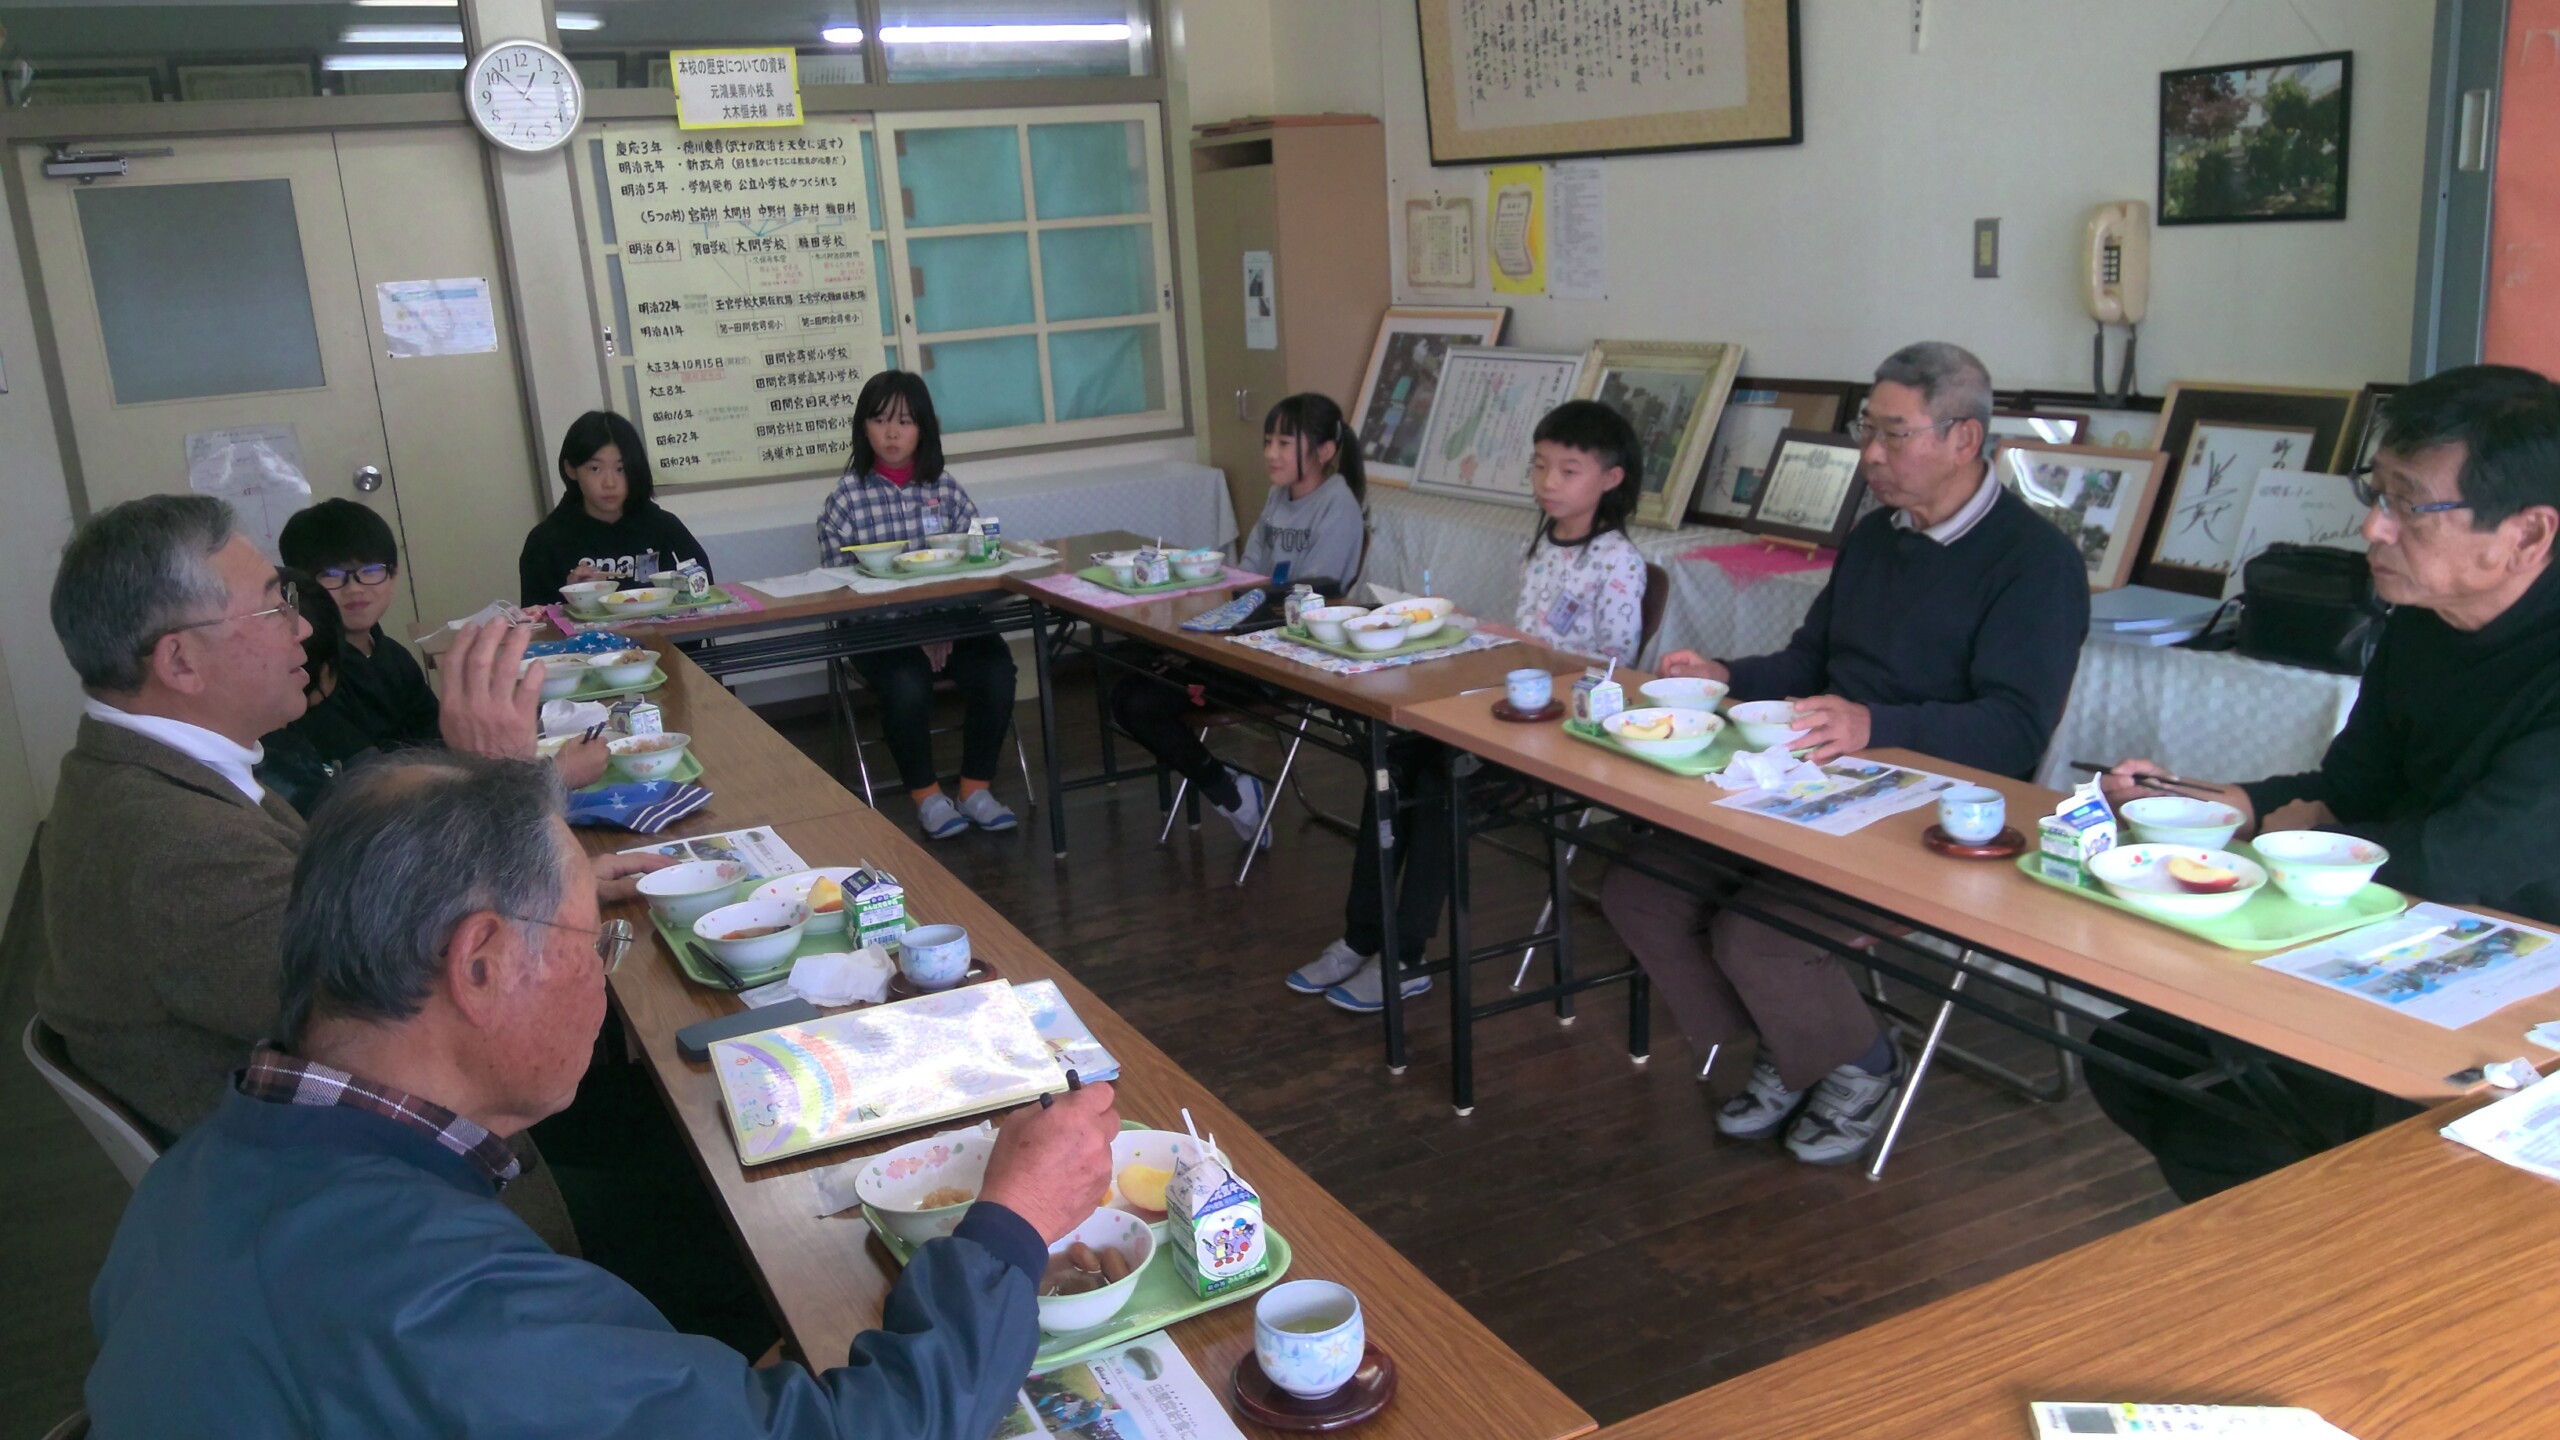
1491;697;1564;724
885;965;991;1001
1230;1343;1398;1432
1923;824;2027;860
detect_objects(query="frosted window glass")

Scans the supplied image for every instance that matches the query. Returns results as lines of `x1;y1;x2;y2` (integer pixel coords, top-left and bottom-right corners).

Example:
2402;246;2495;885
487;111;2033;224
1040;224;1155;321
859;129;886;222
922;335;1044;432
875;240;896;337
1050;324;1161;421
1029;121;1148;218
77;179;325;404
896;126;1024;226
910;233;1034;332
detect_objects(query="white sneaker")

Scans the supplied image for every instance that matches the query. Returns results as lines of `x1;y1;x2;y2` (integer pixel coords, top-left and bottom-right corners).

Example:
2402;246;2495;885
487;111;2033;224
1215;769;1272;850
1286;939;1368;995
916;792;968;840
1785;1047;1906;1166
958;788;1018;832
1714;1058;1806;1139
1323;957;1431;1014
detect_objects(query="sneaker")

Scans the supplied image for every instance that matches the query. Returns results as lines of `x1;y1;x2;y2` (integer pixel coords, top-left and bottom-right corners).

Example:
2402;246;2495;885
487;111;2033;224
1286;939;1369;995
1784;1048;1906;1166
1714;1058;1807;1140
916;792;969;840
1216;769;1272;850
958;788;1018;832
1323;956;1432;1014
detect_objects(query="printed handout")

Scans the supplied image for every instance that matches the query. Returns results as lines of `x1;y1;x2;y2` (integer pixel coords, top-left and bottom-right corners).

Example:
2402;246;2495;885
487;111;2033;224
2257;902;2560;1030
1715;758;1958;836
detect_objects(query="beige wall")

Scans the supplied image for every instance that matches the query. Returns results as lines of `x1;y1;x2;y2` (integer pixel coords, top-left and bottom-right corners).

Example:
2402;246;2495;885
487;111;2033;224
0;173;91;821
0;638;40;919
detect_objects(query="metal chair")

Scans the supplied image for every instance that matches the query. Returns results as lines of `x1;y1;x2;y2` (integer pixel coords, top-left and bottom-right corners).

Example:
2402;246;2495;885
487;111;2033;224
23;1016;160;1188
824;656;1036;812
38;1410;87;1440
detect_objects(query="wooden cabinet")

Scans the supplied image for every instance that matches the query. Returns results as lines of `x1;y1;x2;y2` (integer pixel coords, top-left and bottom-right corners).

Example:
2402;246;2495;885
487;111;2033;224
1190;118;1390;530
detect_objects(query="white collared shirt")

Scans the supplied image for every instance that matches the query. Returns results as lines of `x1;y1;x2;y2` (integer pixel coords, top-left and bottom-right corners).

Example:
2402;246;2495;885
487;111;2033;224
83;698;266;806
1891;464;2002;545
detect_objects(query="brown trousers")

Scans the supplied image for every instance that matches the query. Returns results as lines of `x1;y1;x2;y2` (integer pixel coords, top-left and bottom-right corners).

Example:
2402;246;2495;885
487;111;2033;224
1599;847;1881;1091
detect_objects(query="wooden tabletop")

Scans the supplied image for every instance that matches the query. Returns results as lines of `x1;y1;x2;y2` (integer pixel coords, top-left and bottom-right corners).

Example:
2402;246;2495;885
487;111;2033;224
592;643;1595;1440
1392;682;2537;1102
1591;1097;2560;1439
630;646;871;831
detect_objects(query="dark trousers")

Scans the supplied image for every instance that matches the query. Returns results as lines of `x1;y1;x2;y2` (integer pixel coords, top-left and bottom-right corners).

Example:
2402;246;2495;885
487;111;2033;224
1109;667;1240;810
846;634;1016;793
1343;735;1452;961
2086;1011;2420;1203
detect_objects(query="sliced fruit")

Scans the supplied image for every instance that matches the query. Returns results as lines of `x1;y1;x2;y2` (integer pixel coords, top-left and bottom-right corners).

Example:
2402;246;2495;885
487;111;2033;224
1621;714;1676;741
1117;1163;1171;1213
807;875;845;914
2167;855;2244;893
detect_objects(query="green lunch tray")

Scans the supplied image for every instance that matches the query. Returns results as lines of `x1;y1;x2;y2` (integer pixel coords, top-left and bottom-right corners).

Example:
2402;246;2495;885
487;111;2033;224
2013;850;2410;951
567;586;737;621
1076;565;1217;596
577;750;702;793
655;903;923;990
866;1202;1293;1371
1562;716;1747;777
865;550;1014;581
1282;622;1476;662
560;663;668;703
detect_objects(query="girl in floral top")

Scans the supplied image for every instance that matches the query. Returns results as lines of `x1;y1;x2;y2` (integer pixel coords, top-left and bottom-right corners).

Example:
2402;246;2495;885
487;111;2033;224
1296;399;1649;1013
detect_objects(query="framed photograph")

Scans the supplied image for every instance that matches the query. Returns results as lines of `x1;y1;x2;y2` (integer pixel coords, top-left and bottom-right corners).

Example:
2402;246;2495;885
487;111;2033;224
2017;390;2164;451
175;61;316;102
1990;410;2086;448
570;55;625;92
6;67;160;107
1998;443;2170;592
1415;0;1802;164
2137;382;2357;594
1349;306;1509;486
2341;381;2405;473
1410;347;1588;509
2159;51;2353;225
1573;339;1746;529
1742;429;1867;549
1686;377;1863;524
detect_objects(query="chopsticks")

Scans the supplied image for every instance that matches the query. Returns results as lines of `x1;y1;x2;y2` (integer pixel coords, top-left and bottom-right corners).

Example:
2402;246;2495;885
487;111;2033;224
2067;760;2225;798
1039;1068;1084;1110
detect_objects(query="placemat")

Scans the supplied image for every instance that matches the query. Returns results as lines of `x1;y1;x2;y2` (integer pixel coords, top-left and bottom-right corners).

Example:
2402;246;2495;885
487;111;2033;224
1023;566;1262;610
1226;626;1515;676
546;588;765;634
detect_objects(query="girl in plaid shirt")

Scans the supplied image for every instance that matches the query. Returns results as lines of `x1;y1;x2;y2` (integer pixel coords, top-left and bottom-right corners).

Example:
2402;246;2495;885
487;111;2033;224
814;372;1020;839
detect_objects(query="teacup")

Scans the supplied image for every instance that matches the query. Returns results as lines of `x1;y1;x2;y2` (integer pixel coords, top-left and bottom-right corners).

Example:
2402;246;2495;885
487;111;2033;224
1505;668;1553;712
1936;785;2006;845
897;923;972;990
1253;1280;1364;1399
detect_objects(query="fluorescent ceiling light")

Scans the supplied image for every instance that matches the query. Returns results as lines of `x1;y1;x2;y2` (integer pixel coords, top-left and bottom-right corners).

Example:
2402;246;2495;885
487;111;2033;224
820;24;866;45
321;52;467;71
340;24;464;44
556;12;605;30
879;23;1134;44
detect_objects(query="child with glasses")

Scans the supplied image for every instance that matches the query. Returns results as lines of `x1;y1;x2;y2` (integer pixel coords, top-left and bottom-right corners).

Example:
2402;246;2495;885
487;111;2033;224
278;499;439;752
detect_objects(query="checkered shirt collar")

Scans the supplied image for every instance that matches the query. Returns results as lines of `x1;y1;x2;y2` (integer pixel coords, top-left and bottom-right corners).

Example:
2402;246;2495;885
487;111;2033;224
239;1045;520;1186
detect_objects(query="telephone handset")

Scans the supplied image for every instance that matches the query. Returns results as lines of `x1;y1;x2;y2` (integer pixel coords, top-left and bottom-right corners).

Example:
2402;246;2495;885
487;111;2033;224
2083;200;2149;403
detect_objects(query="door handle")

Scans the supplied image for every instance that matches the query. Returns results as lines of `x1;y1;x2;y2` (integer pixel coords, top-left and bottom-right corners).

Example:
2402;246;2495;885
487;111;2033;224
354;465;384;493
1234;387;1249;423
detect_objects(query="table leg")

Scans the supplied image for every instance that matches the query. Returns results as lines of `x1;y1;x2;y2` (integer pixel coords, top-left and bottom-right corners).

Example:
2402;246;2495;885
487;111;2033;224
1030;602;1068;858
1447;745;1476;1115
1368;721;1408;1076
1550;787;1577;1026
1091;622;1121;782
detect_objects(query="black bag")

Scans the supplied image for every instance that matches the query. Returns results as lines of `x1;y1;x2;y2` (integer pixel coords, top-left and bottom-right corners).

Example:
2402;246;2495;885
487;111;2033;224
2235;543;2387;675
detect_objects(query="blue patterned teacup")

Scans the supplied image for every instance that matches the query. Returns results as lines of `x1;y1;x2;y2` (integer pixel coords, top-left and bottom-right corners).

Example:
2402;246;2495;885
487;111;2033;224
1254;1280;1364;1398
897;924;971;990
1937;785;2007;845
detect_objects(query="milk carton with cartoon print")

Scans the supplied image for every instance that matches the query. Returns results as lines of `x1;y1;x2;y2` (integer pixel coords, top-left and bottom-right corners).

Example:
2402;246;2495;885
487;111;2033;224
1166;1137;1270;1298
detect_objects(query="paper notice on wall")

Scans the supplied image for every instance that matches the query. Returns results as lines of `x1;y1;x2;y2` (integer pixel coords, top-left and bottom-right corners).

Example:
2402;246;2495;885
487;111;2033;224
185;425;312;561
670;47;801;129
1548;161;1607;300
376;277;499;358
1488;163;1545;295
1405;197;1476;288
1242;249;1278;350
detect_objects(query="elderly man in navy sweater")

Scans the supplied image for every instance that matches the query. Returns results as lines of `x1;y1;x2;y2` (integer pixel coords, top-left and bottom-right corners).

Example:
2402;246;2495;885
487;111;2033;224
1602;341;2088;1167
85;751;1119;1438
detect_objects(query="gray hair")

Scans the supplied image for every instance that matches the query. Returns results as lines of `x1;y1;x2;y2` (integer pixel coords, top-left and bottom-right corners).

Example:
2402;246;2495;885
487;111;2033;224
278;752;571;1045
51;494;240;693
1874;342;1996;435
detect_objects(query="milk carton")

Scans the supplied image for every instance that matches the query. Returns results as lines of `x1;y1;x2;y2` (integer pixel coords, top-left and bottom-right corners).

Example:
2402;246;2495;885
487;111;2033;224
1166;1138;1270;1298
1135;547;1173;587
1570;667;1626;725
2035;780;2118;886
616;699;666;738
848;867;909;948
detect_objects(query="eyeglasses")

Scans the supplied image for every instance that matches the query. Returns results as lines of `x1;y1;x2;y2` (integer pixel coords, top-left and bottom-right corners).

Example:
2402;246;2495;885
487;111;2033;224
2349;464;2472;523
151;579;302;649
1850;417;1955;449
514;915;635;974
315;563;395;590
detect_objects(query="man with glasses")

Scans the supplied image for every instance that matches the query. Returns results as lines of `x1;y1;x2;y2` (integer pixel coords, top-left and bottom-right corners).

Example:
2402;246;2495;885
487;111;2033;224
83;751;1124;1436
2093;363;2560;1200
1601;342;2090;1166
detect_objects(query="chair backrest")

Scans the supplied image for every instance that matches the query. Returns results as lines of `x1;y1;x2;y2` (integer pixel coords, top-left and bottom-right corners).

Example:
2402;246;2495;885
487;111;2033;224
38;1409;88;1440
23;1016;160;1188
1351;521;1373;591
1639;562;1670;660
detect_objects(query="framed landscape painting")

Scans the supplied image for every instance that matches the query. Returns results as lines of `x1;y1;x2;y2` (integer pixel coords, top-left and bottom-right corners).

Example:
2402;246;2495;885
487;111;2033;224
2137;382;2356;595
1998;442;2169;592
1574;339;1745;529
2160;51;2352;224
1686;377;1863;524
1350;307;1509;486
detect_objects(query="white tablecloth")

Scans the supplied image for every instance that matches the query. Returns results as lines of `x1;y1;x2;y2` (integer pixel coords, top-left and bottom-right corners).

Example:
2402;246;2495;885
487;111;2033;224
1362;486;2359;787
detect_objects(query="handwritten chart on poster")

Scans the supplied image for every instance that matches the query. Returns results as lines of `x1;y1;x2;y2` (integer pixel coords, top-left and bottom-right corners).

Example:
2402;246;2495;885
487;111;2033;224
1410;347;1586;507
1449;0;1747;134
2223;471;2369;598
584;116;885;485
2158;422;2316;576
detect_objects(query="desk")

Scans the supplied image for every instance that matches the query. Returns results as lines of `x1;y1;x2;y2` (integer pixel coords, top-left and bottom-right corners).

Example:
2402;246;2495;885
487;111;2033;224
1395;686;2533;1116
1590;1099;2560;1439
594;643;1594;1440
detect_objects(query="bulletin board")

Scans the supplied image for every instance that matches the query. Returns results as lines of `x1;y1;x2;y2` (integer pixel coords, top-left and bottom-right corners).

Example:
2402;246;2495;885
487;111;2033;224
574;115;887;485
1415;0;1803;165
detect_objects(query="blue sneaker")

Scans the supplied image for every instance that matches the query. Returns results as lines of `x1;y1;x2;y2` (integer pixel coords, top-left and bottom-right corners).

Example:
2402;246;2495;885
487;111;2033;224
1323;957;1431;1014
916;792;969;840
1217;769;1273;851
1286;939;1368;995
959;788;1018;832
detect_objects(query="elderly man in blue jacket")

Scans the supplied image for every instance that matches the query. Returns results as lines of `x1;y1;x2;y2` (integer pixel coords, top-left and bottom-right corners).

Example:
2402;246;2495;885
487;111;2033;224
84;750;1119;1438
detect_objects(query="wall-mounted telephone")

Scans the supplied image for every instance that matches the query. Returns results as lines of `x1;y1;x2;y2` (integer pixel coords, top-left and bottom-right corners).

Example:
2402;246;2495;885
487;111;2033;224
2084;200;2150;403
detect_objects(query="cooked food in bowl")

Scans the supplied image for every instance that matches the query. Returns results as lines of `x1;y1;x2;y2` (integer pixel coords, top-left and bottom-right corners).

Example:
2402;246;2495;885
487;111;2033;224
635;859;748;927
847;540;909;575
605;730;692;780
750;866;863;935
1173;547;1225;581
2120;795;2245;849
691;897;811;971
1341;614;1411;652
559;579;618;609
599;586;675;617
585;649;658;689
1301;604;1369;646
1726;700;1808;751
1036;1209;1155;1334
895;547;963;575
854;1126;998;1247
2087;844;2268;920
918;1185;976;1211
1602;706;1722;760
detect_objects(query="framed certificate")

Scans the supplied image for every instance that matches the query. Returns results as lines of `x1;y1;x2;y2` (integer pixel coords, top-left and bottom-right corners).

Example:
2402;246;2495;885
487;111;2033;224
1741;429;1867;548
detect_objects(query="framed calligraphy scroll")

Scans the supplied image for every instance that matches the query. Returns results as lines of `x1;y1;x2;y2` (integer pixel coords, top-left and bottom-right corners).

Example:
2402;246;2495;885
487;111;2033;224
2135;382;2357;596
1416;0;1802;165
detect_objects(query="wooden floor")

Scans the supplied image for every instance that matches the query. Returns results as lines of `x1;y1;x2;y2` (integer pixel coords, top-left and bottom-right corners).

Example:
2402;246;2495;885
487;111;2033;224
0;667;2176;1433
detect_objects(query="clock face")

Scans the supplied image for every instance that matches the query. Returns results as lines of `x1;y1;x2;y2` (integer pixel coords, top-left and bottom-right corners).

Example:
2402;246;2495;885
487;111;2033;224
467;41;583;155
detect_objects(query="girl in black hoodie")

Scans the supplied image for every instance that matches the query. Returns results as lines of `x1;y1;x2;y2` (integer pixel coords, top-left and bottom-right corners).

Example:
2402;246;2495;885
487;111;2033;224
517;411;714;606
